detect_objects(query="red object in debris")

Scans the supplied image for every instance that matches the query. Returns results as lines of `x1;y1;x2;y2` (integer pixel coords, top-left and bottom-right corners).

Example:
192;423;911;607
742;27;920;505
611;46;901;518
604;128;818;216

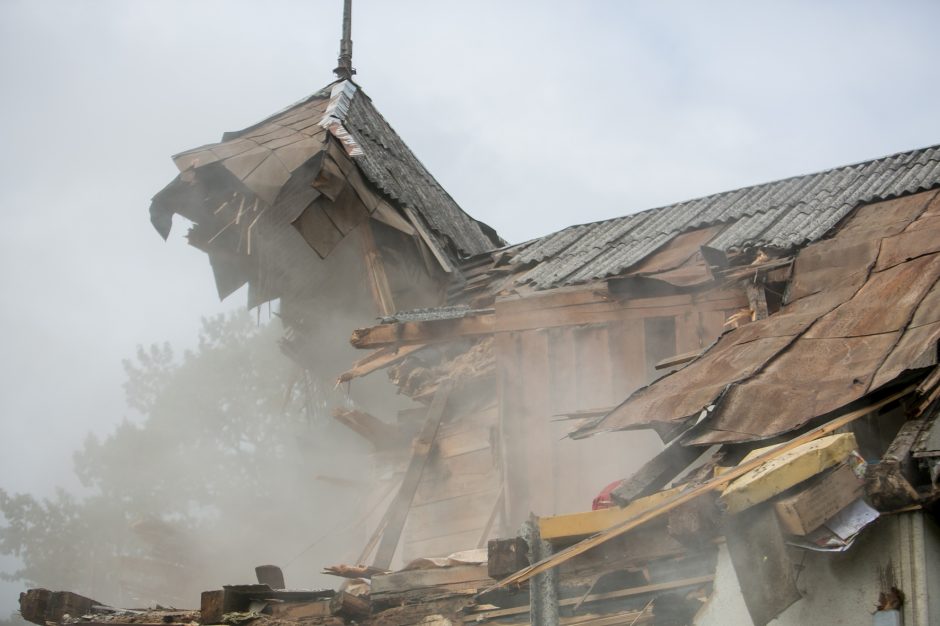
592;480;624;510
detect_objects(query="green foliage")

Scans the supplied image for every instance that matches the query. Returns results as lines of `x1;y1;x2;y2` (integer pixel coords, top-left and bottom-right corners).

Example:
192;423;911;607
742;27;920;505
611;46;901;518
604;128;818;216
0;311;362;607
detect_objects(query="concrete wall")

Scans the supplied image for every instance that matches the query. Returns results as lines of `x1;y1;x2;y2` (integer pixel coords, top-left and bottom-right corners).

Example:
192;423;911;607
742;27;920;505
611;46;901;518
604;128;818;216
695;512;939;626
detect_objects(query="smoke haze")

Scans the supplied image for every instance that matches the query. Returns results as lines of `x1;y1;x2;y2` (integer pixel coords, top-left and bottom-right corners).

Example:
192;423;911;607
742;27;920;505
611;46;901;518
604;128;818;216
3;0;940;617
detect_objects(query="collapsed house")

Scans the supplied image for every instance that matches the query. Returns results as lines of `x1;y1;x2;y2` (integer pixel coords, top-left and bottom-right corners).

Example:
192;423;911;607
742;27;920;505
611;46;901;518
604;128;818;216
21;14;940;626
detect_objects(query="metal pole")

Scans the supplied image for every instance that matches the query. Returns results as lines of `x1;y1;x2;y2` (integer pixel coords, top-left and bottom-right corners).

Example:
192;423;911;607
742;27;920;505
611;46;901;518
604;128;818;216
334;0;356;80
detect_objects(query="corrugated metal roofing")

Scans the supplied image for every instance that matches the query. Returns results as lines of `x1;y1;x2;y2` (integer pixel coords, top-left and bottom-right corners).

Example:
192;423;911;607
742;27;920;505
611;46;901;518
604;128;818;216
514;145;940;290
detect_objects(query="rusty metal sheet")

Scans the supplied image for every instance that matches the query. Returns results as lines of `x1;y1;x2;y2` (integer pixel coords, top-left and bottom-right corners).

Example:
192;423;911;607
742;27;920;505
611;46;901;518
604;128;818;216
785;237;880;303
804;253;940;338
687;333;899;445
833;188;936;241
875;217;940;271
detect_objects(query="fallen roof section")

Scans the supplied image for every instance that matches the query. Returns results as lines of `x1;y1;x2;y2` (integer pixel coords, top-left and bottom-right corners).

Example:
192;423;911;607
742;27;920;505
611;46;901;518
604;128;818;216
150;80;501;266
573;189;940;443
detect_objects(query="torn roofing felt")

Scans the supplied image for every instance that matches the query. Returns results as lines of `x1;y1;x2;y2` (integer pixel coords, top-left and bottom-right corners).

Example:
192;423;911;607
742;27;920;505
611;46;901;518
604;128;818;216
572;189;940;444
149;80;501;276
511;144;940;290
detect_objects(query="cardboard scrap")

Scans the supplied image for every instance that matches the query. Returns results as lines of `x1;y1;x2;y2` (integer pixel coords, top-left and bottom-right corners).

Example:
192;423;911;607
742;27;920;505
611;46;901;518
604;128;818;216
773;456;865;535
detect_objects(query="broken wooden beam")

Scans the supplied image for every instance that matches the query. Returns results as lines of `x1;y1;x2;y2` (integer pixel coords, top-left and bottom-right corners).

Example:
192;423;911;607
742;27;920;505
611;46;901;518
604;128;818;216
337;344;426;384
332;407;404;450
372;381;453;569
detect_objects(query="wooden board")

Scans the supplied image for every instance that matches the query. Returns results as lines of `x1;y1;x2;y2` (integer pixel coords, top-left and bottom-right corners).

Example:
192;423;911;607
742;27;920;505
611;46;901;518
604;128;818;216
539;486;685;541
720;433;858;514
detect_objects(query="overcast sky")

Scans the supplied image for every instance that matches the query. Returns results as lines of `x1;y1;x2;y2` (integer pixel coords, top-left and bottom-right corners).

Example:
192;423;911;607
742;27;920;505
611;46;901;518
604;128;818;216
2;0;940;610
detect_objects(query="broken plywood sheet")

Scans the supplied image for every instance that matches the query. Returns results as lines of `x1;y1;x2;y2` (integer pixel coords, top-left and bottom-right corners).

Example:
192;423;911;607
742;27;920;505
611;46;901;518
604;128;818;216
719;433;858;514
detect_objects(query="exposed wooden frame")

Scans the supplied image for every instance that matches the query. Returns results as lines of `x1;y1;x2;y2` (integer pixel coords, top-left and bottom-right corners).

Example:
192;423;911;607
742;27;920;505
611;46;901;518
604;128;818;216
351;289;747;349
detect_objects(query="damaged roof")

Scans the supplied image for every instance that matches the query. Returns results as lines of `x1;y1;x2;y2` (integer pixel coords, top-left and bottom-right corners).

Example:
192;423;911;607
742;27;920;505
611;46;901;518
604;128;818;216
150;80;501;262
573;189;940;443
512;144;940;290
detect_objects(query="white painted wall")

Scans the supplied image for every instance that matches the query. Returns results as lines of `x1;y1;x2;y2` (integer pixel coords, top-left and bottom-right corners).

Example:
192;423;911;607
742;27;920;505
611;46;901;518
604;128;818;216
695;512;939;626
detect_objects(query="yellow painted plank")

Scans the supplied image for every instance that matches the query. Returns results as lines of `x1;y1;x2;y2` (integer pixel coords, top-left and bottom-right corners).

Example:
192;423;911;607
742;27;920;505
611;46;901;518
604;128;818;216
719;433;858;514
538;486;685;541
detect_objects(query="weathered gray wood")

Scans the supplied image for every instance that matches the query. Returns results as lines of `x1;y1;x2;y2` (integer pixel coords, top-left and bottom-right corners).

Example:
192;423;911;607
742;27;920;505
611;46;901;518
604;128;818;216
372;381;453;569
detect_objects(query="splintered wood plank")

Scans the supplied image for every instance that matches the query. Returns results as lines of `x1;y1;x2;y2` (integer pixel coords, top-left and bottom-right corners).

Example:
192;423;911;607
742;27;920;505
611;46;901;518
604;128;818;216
372;382;453;569
539;485;685;541
337;344;426;384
